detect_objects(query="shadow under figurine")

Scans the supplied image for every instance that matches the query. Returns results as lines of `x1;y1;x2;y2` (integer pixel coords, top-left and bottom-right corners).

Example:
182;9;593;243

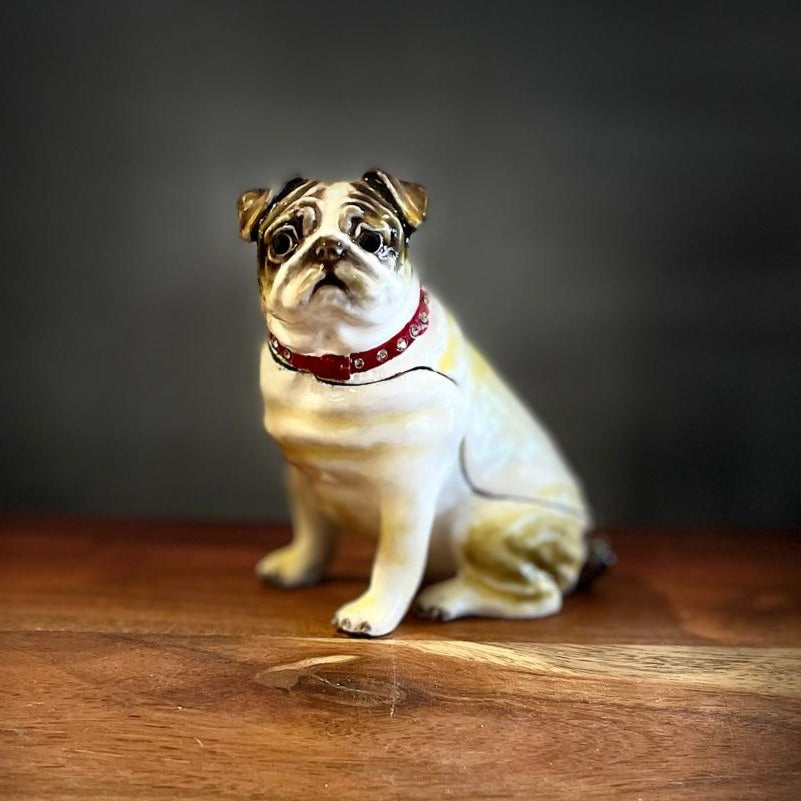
238;169;610;638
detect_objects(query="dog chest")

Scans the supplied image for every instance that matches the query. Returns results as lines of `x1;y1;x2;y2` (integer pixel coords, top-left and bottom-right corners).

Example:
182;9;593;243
261;357;466;486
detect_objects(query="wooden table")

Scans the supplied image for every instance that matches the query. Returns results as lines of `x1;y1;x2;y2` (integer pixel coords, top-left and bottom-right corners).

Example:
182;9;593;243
1;518;799;799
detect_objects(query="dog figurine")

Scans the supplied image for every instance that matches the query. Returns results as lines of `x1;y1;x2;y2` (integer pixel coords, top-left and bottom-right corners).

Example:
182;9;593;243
238;169;602;637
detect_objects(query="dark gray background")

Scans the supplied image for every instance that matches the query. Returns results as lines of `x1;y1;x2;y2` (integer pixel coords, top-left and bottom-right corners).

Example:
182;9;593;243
2;1;800;526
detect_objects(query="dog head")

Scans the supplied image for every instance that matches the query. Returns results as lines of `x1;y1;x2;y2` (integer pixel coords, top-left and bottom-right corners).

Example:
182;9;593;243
238;169;428;353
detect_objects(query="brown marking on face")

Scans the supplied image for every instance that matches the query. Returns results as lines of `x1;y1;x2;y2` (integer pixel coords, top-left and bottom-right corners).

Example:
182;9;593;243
255;183;325;298
345;185;409;265
258;182;325;239
356;170;428;234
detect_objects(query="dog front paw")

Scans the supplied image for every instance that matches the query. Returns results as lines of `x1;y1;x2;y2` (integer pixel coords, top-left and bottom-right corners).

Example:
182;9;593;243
414;578;467;621
255;545;324;588
332;592;403;638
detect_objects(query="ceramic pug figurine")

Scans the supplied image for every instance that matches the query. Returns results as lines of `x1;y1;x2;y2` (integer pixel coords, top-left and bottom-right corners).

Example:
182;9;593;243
238;169;602;637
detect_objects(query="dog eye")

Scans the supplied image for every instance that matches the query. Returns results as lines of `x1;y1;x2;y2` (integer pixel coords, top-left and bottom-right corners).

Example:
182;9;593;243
357;229;383;254
269;228;297;259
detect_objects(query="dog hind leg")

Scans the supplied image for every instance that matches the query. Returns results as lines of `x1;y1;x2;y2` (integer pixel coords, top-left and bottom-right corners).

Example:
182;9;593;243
415;501;586;621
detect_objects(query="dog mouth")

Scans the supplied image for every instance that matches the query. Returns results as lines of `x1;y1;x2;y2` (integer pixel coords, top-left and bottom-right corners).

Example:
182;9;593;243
311;271;349;296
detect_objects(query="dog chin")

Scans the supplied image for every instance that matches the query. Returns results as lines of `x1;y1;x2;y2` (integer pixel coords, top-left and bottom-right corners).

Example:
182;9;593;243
305;279;356;307
280;286;400;330
311;274;349;297
303;271;381;311
278;284;367;322
307;285;355;313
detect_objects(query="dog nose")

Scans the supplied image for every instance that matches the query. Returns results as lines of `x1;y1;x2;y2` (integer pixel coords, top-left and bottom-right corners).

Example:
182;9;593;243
314;236;346;263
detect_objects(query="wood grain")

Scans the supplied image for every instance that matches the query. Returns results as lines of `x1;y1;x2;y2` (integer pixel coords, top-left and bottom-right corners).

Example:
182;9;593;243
1;518;800;799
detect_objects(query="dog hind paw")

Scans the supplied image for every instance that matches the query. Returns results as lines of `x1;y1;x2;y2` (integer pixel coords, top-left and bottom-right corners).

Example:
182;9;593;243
414;602;454;621
254;546;324;588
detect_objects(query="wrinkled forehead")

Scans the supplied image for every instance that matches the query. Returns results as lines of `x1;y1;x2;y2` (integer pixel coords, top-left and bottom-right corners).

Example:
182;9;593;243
265;179;401;231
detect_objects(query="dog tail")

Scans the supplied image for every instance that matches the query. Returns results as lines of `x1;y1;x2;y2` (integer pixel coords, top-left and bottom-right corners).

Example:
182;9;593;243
575;531;616;590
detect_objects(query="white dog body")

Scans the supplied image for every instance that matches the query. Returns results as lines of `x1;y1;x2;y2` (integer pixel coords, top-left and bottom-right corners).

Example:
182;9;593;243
239;173;590;636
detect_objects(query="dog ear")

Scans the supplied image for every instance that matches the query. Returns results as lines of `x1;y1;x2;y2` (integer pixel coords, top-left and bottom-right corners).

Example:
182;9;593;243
237;188;274;242
237;177;310;242
361;168;428;232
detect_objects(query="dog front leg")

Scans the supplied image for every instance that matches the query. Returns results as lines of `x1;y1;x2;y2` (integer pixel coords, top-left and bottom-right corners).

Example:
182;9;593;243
333;493;435;637
255;465;335;587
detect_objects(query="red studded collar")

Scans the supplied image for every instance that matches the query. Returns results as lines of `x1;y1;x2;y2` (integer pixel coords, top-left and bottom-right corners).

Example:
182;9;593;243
267;287;430;383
